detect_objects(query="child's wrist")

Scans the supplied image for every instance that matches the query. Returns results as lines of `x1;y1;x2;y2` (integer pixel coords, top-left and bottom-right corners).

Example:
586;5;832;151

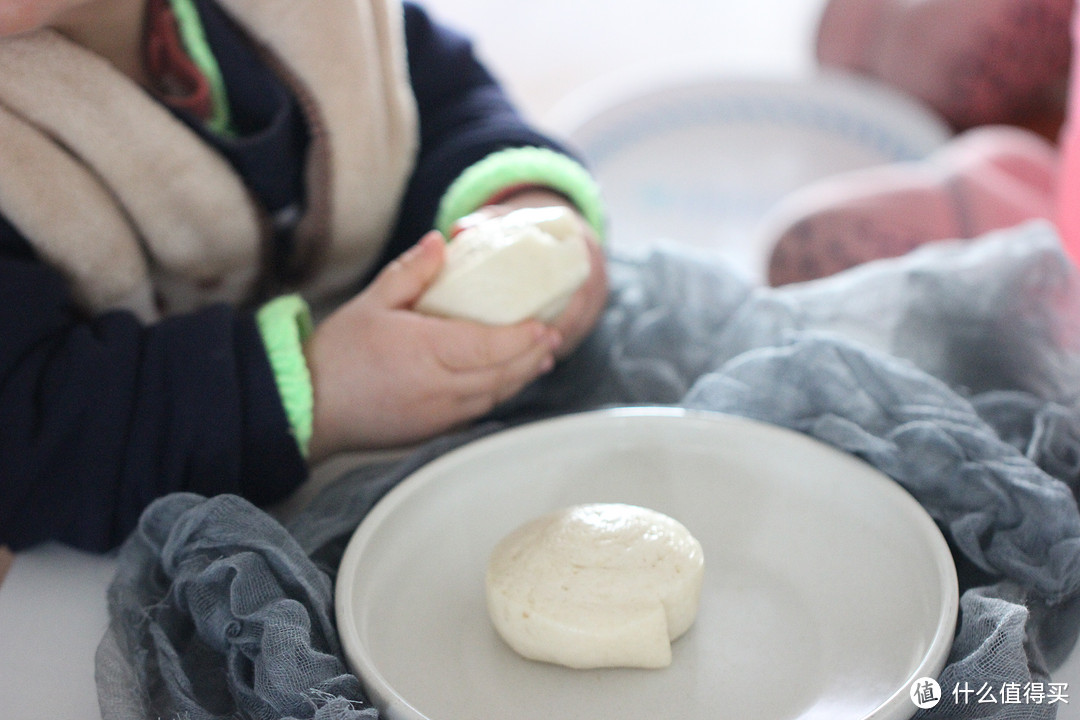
435;146;606;242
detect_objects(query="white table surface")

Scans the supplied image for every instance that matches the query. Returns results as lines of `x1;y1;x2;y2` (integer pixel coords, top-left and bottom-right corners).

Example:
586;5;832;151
0;544;117;719
5;0;1079;717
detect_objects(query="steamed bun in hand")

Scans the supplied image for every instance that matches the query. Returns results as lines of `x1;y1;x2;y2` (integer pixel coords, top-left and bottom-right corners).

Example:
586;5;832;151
414;206;590;325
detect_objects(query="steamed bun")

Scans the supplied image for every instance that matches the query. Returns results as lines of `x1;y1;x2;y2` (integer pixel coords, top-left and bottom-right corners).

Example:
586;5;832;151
485;503;704;669
415;206;590;325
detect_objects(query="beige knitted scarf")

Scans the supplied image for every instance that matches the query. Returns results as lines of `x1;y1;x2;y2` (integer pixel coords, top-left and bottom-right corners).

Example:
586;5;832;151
0;0;418;321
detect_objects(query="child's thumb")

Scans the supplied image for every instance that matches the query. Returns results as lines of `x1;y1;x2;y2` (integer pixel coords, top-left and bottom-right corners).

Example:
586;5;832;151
367;231;446;308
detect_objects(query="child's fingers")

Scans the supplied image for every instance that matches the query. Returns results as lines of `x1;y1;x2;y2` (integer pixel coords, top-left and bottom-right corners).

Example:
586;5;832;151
455;342;557;417
431;319;561;372
365;231;446;308
547;237;608;358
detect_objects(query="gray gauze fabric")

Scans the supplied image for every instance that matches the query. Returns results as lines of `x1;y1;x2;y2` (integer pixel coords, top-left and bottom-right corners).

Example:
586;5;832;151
98;220;1080;719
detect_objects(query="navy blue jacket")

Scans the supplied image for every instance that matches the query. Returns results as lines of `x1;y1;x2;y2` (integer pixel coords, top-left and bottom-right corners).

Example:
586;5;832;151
0;2;567;551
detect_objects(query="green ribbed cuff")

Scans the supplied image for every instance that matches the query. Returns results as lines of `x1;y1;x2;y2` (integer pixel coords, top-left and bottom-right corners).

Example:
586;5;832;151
256;294;314;458
435;147;606;241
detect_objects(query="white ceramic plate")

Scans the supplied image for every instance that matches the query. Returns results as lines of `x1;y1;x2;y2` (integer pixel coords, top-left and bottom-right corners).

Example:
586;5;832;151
336;407;958;720
545;71;952;279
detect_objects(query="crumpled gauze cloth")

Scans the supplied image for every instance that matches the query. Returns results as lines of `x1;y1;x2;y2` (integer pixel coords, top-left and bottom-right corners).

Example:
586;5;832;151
97;220;1080;720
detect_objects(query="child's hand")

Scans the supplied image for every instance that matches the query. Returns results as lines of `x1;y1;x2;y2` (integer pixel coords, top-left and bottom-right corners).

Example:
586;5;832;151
548;229;607;359
303;232;562;461
453;189;609;358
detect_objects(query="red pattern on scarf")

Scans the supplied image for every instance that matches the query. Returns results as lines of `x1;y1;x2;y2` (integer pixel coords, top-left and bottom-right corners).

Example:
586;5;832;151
143;0;213;121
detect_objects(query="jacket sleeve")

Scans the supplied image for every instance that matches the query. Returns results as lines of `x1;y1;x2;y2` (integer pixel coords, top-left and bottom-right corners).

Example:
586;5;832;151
386;2;576;252
0;229;307;552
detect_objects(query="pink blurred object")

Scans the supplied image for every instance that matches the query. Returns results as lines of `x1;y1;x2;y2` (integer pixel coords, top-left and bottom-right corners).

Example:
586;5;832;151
816;0;1071;133
764;125;1059;285
1056;4;1080;266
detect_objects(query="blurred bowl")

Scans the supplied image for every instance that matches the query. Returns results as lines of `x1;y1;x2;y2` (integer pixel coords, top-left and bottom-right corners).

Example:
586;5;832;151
545;70;952;279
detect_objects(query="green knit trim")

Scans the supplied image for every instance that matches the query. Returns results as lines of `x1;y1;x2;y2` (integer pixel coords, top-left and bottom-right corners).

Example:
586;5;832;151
256;294;314;457
435;147;606;241
168;0;234;137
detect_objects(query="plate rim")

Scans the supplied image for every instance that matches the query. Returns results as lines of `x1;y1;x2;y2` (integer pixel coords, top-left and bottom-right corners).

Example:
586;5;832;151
335;406;959;720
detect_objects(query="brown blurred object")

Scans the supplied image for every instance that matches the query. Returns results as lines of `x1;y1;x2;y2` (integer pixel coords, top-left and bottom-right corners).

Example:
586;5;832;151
0;546;12;588
816;0;1072;142
764;125;1058;285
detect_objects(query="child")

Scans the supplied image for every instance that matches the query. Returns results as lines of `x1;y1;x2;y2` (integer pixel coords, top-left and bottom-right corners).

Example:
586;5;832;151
762;0;1078;285
0;0;608;551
